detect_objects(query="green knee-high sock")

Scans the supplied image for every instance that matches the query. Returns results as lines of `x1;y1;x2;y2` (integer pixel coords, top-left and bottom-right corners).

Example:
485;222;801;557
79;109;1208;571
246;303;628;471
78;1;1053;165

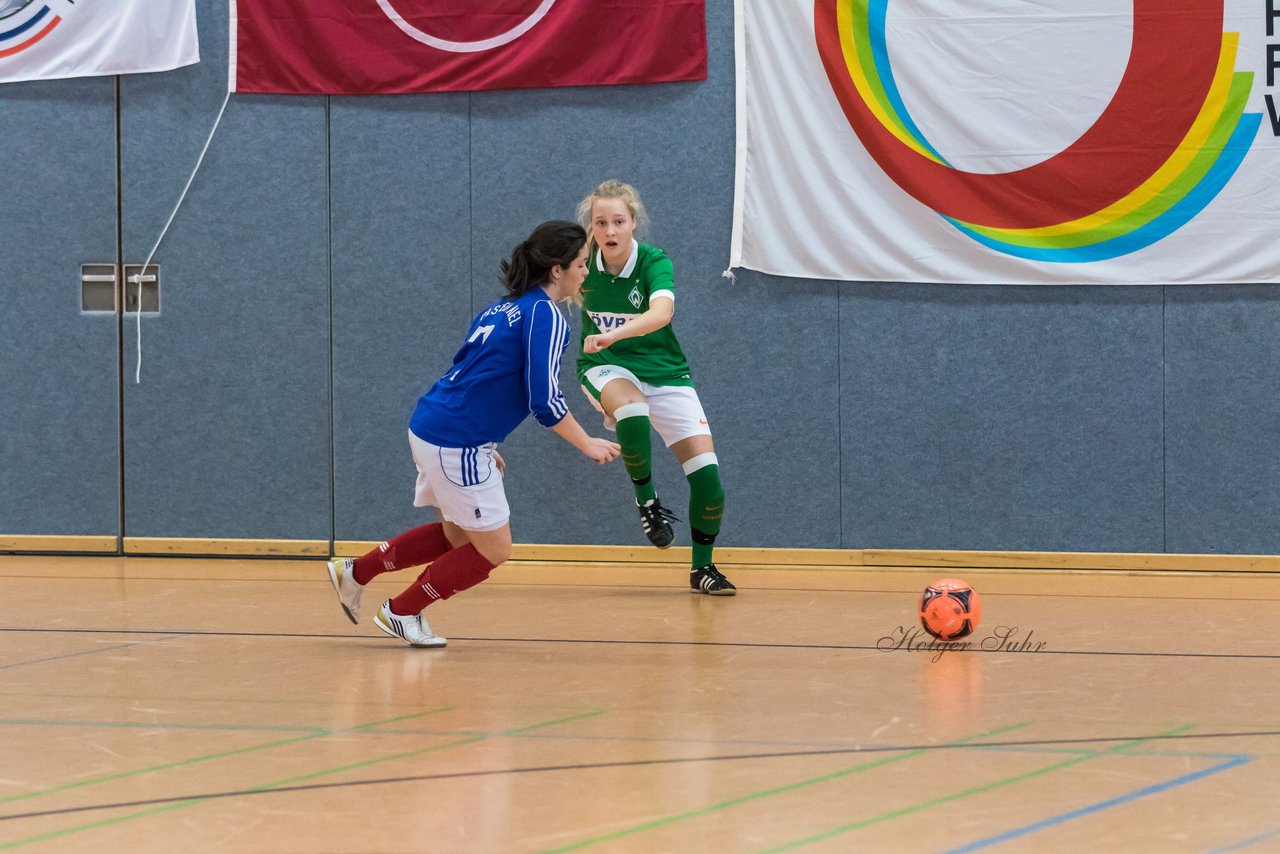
686;463;725;567
615;414;656;504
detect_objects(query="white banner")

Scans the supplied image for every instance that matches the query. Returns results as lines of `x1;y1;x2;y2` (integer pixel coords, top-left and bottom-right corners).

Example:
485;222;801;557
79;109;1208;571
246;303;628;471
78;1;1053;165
0;0;198;84
728;0;1280;284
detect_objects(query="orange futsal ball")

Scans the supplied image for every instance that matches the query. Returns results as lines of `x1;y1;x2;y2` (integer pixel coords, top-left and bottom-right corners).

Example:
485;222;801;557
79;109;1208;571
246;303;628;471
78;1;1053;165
919;578;982;641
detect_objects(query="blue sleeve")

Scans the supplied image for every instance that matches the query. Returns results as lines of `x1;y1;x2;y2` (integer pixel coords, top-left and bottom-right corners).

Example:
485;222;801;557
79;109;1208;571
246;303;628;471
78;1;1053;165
524;299;570;428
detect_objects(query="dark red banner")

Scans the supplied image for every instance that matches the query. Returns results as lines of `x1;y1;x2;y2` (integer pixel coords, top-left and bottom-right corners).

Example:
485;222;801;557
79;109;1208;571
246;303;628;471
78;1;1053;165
231;0;707;94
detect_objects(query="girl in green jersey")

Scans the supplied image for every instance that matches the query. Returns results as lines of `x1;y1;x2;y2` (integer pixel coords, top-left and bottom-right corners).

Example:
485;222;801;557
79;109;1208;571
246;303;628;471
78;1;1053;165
576;180;734;595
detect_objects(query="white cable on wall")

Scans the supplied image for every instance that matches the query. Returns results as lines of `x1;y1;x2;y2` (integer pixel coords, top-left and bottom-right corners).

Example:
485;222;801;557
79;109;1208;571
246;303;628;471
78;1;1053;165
130;88;231;383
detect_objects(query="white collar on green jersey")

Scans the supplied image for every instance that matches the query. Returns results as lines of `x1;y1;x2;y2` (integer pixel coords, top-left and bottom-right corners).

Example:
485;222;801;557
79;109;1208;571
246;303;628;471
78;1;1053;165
595;238;639;278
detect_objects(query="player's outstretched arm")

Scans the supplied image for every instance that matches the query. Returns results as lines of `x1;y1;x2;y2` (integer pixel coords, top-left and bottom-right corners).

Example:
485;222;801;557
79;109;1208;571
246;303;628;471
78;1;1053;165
551;413;621;463
583;296;674;354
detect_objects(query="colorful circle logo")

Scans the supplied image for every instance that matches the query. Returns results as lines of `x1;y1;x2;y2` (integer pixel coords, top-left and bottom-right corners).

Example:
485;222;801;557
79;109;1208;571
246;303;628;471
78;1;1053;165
0;0;62;58
814;0;1262;262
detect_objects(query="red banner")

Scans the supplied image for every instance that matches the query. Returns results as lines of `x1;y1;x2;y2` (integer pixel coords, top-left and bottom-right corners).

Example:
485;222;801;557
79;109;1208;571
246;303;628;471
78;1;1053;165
231;0;707;94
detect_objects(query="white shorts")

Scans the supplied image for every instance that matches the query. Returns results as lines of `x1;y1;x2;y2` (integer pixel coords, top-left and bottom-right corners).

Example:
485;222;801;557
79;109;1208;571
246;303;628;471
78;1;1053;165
408;431;510;532
581;364;712;448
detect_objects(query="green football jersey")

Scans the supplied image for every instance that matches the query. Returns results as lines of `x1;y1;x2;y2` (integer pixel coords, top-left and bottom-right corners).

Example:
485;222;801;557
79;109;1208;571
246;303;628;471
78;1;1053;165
577;241;693;387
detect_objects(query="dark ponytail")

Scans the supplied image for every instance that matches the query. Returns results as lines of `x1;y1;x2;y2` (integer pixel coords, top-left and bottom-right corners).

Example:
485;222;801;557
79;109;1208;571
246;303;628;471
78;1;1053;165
500;220;587;298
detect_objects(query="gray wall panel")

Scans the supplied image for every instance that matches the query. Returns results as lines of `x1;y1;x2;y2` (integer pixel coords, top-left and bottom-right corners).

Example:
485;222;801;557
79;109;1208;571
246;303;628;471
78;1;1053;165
0;78;119;538
119;1;330;540
700;270;843;548
841;285;1165;552
1166;286;1280;554
330;96;473;542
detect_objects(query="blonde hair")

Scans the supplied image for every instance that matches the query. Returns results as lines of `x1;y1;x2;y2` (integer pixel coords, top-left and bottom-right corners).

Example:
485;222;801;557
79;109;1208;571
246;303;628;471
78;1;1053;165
572;181;651;306
576;179;650;244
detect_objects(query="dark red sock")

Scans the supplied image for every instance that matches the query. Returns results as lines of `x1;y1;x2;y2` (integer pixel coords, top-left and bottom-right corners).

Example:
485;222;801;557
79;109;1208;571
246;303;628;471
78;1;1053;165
353;523;451;585
389;544;496;615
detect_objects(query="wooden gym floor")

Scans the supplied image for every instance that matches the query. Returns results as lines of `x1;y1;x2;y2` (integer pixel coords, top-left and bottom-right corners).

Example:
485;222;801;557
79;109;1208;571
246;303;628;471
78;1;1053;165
0;554;1277;853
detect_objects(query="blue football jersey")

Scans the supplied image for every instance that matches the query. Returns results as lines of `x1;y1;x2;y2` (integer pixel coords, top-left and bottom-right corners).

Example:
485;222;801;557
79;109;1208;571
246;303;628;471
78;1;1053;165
409;286;570;447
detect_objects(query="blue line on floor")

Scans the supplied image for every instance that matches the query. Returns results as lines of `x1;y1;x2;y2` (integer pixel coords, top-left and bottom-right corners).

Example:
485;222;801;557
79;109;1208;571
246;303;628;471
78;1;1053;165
944;754;1253;853
1206;825;1280;853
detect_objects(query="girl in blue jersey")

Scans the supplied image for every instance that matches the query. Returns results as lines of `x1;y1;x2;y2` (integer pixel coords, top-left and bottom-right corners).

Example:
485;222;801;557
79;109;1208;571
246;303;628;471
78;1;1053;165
325;221;620;647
